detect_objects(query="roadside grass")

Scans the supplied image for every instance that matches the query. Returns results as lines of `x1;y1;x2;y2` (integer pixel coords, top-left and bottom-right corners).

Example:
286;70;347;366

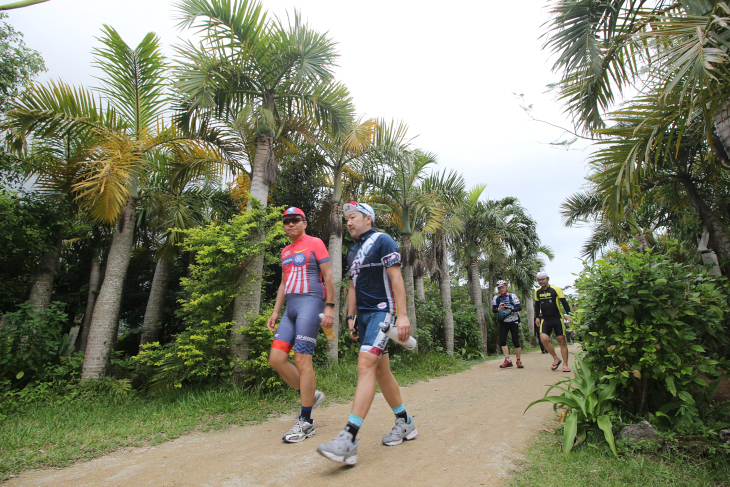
0;351;472;479
508;431;730;487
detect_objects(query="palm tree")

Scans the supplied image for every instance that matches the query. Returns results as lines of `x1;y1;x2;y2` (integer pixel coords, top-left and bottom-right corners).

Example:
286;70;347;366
361;121;444;341
311;116;376;361
422;169;465;356
174;0;354;379
2;26;233;380
544;0;730;262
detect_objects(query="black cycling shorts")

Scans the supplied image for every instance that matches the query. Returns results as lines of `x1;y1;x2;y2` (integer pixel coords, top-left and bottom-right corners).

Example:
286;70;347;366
539;317;564;337
499;321;521;348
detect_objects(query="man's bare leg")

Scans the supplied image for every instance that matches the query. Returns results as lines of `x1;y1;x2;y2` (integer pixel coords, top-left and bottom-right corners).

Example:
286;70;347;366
294;352;316;407
350;351;380;418
375;354;403;408
556;336;569;369
541;333;561;365
269;348;299;389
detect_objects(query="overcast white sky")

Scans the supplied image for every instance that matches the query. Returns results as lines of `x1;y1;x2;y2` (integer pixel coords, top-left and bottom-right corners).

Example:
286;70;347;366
7;0;594;292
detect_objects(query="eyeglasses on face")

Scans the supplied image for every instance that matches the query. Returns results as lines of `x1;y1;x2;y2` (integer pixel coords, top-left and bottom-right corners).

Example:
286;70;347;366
283;217;303;225
537;278;547;282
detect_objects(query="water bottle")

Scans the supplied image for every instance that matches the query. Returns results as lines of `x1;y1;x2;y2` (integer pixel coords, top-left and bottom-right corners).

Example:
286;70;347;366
379;320;417;350
319;313;336;341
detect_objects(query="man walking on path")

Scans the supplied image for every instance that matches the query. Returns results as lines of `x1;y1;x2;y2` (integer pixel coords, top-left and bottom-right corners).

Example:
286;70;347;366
317;201;417;466
533;271;572;372
267;207;336;443
492;280;523;368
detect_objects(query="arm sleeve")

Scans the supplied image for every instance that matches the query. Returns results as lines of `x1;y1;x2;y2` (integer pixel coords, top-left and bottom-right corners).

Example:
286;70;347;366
380;235;401;268
311;237;330;264
534;289;540;315
491;295;499;313
511;294;522;312
560;298;571;315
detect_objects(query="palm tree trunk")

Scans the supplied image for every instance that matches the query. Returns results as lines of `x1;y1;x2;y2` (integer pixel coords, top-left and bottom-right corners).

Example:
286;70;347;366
325;200;344;363
77;254;102;352
139;258;172;350
469;257;487;354
81;199;136;380
437;235;455;356
683;177;730;274
231;134;274;383
413;254;426;300
400;234;418;349
27;227;64;312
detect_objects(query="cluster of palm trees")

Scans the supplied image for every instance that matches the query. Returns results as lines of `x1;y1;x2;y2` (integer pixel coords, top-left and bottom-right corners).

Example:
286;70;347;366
2;0;549;382
545;0;730;270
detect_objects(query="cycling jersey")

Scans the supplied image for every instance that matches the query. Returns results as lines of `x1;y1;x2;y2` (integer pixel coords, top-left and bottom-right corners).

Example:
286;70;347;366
491;292;522;323
346;228;401;314
533;285;570;322
281;234;330;300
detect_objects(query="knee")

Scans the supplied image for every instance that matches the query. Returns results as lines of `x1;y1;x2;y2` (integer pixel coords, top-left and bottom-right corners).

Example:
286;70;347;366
294;353;314;373
357;356;379;376
268;353;283;370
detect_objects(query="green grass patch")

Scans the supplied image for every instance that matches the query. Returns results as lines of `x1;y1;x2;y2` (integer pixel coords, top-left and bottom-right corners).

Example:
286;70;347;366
0;351;470;479
508;431;730;487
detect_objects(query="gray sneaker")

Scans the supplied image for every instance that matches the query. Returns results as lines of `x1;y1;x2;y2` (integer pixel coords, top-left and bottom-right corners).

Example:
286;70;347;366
317;430;358;465
282;418;315;443
382;417;418;446
313;390;325;409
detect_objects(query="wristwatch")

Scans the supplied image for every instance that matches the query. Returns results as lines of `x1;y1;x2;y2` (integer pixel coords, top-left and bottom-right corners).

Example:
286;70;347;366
325;302;335;307
346;315;356;322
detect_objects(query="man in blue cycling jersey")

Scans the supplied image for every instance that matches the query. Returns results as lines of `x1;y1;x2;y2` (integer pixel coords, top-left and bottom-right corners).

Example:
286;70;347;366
317;201;417;465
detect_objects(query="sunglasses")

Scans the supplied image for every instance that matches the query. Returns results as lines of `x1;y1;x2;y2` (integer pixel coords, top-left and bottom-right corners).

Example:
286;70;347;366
283;217;304;225
537;278;547;281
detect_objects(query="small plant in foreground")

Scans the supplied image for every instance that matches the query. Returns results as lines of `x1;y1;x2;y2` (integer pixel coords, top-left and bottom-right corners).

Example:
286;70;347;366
525;353;620;457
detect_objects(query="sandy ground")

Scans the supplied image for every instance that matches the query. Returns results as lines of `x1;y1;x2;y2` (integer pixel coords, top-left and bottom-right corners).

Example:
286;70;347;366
6;347;579;487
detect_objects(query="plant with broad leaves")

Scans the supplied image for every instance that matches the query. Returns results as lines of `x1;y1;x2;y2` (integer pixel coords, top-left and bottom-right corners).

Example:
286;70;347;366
526;353;620;458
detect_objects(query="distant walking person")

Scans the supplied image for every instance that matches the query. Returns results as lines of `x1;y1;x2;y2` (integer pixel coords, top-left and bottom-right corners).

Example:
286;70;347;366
267;207;336;443
534;271;572;372
317;201;417;466
491;280;523;369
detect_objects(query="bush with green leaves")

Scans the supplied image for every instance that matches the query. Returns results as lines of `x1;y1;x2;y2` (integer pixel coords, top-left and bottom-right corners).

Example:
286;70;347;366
135;202;287;388
0;301;82;390
575;244;728;416
526;353;620;457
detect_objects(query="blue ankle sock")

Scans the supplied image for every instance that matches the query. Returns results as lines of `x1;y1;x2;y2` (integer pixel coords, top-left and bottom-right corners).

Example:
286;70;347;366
300;406;312;423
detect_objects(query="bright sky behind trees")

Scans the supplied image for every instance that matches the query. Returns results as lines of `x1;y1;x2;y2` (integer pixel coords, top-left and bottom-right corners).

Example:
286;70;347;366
7;0;594;291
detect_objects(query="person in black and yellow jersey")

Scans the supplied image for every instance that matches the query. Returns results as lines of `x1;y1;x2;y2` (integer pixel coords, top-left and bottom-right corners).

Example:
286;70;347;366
533;271;572;372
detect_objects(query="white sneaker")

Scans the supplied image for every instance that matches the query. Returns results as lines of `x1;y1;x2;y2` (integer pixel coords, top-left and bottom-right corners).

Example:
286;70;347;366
313;390;325;409
382;417;418;446
282;418;315;443
317;430;358;465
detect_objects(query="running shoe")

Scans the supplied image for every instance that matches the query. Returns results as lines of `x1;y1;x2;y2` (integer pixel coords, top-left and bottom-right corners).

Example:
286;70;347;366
282;417;315;443
516;359;524;368
313;390;325;409
382;417;418;446
317;430;358;465
499;358;513;368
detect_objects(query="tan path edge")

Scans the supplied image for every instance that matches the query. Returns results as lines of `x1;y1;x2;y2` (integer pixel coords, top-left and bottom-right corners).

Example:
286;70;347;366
7;347;578;487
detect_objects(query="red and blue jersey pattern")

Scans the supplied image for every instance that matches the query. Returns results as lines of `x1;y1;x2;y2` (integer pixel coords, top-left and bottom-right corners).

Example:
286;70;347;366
281;234;330;300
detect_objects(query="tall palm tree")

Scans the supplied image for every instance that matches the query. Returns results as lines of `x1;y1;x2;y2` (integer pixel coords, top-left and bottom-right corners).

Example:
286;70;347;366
2;26;233;380
361;121;444;341
545;0;730;261
422;169;465;356
174;0;354;379
311;117;375;361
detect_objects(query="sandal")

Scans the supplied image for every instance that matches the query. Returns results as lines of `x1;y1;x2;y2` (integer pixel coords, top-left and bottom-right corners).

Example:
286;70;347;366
550;360;562;371
562;367;572;373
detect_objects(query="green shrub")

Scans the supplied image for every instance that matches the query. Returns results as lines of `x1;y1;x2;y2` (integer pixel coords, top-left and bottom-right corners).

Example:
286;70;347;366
135;202;287;389
0;301;82;389
575;244;729;417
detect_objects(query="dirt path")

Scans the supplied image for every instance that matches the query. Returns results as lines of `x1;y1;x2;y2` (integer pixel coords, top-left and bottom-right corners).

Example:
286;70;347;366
7;348;578;487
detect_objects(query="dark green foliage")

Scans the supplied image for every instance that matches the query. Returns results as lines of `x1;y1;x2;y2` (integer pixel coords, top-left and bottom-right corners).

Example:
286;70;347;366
0;190;71;312
0;302;83;390
575;243;729;417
